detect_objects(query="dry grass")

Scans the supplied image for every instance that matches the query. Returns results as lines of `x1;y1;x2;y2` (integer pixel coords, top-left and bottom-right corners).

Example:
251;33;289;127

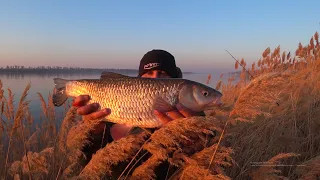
249;153;300;180
295;155;320;180
223;31;320;180
78;131;149;179
0;31;320;179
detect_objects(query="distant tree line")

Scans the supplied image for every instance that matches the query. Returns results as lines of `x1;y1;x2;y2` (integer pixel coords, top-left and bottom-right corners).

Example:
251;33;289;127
0;65;193;75
0;65;139;75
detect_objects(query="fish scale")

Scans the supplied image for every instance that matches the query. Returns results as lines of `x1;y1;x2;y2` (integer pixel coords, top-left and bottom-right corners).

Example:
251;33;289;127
53;72;223;128
65;78;183;127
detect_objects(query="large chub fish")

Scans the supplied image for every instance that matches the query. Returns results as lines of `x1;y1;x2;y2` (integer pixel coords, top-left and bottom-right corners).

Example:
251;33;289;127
52;72;222;128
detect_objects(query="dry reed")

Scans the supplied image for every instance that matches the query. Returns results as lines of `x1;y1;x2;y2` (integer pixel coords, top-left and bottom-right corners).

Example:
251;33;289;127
78;131;149;179
8;147;54;180
129;116;227;179
171;143;233;180
249;153;299;180
229;71;294;123
55;107;78;155
4;83;31;180
223;31;320;179
60;117;104;178
295;155;320;180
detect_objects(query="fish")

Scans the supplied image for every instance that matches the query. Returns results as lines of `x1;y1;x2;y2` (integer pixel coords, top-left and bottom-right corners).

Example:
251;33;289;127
52;72;223;128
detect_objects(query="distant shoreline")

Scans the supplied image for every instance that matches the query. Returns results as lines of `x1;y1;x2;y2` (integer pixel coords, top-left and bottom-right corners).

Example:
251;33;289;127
0;67;194;75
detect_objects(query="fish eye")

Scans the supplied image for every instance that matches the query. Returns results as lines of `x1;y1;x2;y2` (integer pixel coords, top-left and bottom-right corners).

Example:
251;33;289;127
202;90;209;97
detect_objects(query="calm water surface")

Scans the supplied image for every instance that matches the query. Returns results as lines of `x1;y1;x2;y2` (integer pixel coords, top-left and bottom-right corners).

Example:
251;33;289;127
0;71;232;124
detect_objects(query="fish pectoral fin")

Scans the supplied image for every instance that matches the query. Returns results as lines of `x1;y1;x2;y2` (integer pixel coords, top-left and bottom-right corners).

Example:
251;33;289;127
100;71;129;79
153;97;176;112
110;124;133;141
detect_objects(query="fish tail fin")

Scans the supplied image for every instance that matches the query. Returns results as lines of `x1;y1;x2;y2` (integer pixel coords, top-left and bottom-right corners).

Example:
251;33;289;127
53;78;69;106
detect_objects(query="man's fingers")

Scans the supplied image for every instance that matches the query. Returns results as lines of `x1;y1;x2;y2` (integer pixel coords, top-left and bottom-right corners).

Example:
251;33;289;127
73;95;91;107
84;108;111;120
90;109;111;120
178;109;198;117
77;103;100;115
154;110;172;125
176;103;199;117
166;111;185;120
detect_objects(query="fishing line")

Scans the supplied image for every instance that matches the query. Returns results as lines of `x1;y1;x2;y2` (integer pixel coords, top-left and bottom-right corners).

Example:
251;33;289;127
225;50;255;79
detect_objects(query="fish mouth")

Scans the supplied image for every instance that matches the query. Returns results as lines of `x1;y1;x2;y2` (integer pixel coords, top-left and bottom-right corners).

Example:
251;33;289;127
204;97;223;110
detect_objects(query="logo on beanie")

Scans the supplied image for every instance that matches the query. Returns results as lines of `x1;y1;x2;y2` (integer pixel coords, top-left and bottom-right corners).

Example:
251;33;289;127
144;62;160;70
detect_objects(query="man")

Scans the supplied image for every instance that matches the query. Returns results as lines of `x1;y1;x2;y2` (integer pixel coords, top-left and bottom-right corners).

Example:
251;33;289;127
72;49;202;158
176;66;183;78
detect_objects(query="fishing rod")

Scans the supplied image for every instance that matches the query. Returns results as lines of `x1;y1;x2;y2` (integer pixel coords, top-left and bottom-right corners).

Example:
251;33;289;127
225;50;280;106
225;49;255;79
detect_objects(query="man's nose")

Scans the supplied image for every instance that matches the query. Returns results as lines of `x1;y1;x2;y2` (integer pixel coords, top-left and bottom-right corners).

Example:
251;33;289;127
152;72;161;78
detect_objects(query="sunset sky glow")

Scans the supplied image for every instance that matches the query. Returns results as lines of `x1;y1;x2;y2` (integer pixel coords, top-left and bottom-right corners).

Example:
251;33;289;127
0;0;319;73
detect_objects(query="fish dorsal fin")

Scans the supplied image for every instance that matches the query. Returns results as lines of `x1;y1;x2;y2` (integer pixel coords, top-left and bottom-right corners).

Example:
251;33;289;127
100;71;129;79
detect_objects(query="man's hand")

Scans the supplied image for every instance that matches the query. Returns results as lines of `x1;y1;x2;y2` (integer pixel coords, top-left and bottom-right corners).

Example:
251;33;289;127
72;95;111;134
154;103;201;125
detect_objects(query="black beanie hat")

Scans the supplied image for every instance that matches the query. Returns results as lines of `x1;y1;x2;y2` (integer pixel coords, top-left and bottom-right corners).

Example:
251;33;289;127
138;49;178;78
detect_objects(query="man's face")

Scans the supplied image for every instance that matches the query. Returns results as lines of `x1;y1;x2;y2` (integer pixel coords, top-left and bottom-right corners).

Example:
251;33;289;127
141;70;171;78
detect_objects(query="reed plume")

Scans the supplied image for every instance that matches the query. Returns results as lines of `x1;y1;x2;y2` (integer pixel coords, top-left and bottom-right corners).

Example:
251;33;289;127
0;80;3;101
167;143;233;180
37;93;48;118
295;155;320;180
229;71;294;123
8;147;54;179
0;80;4;148
129;116;225;179
55;106;78;155
60;118;104;178
78;131;149;179
4;83;31;179
249;153;299;180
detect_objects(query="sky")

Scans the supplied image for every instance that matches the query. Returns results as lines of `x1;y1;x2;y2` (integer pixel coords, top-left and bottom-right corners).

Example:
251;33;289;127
0;0;319;73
